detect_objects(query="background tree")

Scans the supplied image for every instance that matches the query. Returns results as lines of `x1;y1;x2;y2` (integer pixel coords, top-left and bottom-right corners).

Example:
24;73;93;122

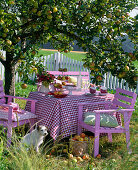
0;0;137;96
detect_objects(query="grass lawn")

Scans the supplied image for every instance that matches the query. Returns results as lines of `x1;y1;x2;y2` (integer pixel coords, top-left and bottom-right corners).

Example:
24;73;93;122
0;83;136;169
38;49;86;61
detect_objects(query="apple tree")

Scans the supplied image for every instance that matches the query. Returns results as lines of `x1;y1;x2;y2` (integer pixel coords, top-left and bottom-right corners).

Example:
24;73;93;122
0;0;137;96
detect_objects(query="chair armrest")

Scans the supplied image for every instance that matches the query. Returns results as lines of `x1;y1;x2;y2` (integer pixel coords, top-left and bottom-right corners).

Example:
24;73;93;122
78;101;112;106
5;95;37;102
94;108;135;114
5;95;37;113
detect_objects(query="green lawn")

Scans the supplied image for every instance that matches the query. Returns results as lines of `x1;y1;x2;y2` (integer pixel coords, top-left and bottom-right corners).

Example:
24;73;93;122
133;60;138;69
38;50;86;61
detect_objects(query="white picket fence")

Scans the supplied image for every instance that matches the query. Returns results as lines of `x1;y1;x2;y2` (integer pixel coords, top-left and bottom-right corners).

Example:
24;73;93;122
0;51;138;93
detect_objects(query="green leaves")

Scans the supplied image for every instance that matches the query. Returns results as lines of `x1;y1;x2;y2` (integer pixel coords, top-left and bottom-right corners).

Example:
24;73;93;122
0;0;137;89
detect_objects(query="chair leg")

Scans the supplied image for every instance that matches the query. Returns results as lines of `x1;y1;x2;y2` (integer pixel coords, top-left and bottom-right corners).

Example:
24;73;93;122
77;124;82;135
94;133;100;157
7;125;12;147
126;130;131;153
124;113;131;154
108;133;112;142
29;119;35;132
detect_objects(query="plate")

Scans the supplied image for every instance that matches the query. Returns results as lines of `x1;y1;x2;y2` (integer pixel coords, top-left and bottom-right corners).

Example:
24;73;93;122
53;93;68;98
99;93;107;96
85;93;96;96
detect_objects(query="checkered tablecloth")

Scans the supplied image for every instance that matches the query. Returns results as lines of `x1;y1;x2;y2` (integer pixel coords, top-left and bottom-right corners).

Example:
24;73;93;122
25;91;120;140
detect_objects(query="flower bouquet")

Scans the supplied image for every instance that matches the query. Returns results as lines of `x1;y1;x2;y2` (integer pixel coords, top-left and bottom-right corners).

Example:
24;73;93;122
37;72;55;93
37;72;55;87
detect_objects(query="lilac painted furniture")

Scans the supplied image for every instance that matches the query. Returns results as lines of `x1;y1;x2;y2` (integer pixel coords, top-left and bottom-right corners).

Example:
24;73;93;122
0;80;37;146
78;88;137;157
48;71;89;80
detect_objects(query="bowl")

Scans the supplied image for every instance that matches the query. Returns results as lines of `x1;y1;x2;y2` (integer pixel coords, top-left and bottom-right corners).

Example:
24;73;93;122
53;93;68;98
90;87;96;94
100;89;107;93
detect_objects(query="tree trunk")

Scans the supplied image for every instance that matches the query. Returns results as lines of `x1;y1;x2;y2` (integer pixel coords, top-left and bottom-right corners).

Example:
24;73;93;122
5;54;16;96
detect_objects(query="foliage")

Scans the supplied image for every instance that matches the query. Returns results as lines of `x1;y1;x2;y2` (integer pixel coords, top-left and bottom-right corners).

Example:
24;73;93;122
0;0;137;96
16;56;48;83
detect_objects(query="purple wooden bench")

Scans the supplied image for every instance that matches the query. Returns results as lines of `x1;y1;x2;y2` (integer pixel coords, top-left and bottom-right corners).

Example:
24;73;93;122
48;71;89;80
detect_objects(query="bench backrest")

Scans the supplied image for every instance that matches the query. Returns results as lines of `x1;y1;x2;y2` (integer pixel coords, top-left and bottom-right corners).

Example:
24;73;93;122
48;71;89;80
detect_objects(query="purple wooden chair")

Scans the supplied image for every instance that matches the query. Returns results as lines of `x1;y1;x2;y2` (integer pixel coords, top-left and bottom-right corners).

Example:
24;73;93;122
0;80;37;146
78;88;137;157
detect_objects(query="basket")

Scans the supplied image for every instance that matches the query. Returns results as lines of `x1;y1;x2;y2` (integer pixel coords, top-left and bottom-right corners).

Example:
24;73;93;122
69;139;89;156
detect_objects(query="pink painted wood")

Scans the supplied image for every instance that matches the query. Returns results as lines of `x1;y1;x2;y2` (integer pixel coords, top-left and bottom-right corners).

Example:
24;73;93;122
48;71;89;80
78;88;137;157
0;80;37;146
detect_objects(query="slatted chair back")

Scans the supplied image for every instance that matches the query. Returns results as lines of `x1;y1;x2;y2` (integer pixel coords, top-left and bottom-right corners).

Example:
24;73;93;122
112;88;137;109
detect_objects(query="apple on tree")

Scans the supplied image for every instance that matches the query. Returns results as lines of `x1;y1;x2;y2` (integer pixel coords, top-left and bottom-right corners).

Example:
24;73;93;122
53;7;58;13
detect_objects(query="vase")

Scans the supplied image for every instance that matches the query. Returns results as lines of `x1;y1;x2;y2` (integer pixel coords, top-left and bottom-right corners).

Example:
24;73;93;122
39;85;50;93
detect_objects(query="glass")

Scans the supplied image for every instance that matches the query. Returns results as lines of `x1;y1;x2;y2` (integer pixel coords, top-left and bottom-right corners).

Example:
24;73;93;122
82;79;90;94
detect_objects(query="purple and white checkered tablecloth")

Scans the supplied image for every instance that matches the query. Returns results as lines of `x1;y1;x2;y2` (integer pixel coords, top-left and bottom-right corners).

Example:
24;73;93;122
25;91;120;140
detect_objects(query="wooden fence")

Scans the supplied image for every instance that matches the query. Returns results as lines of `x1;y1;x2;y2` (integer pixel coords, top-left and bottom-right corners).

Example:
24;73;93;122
0;51;138;93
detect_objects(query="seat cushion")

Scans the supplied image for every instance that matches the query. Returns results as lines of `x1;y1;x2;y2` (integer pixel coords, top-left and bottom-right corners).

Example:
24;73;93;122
0;109;37;121
84;112;119;127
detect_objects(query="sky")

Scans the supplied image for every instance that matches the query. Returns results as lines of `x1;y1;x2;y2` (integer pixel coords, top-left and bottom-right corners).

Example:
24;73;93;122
129;8;138;17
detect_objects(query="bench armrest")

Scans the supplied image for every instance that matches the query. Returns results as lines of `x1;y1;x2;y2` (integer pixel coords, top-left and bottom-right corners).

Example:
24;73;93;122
5;95;37;102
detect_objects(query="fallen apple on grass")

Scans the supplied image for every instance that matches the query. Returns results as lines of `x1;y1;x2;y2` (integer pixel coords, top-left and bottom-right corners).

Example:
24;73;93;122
72;158;77;163
96;154;101;159
68;153;73;159
21;83;27;89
